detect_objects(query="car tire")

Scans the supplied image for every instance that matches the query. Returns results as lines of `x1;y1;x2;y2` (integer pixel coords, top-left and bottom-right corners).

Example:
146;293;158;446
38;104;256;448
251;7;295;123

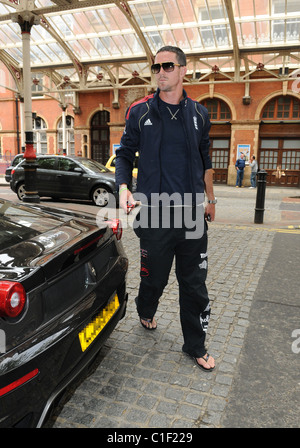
91;185;112;207
17;183;26;201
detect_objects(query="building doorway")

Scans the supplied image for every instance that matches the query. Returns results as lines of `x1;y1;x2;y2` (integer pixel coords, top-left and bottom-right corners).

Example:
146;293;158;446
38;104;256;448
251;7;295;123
91;110;110;164
259;137;300;186
209;138;230;183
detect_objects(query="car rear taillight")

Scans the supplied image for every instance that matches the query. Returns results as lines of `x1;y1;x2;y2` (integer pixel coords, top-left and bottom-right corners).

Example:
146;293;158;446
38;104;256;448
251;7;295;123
107;218;122;240
11;169;15;175
0;281;26;318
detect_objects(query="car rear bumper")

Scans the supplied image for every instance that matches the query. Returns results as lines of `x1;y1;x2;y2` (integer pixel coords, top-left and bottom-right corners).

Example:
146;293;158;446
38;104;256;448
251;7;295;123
0;286;128;428
37;292;128;428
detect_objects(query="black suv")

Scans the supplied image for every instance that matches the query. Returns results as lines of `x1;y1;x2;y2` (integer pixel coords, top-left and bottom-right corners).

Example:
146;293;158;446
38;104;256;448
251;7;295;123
10;155;119;207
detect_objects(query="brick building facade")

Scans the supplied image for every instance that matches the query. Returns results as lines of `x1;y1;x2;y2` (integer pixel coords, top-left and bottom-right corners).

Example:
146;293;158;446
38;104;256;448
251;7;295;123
0;67;299;187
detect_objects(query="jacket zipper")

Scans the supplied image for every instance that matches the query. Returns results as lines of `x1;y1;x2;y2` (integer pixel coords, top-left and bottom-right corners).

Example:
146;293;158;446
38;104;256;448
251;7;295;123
180;104;196;202
139;103;150;131
195;103;205;127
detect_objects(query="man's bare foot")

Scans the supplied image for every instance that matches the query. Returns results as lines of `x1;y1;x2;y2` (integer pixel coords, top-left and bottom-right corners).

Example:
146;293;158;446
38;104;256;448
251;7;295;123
196;353;215;371
140;317;157;330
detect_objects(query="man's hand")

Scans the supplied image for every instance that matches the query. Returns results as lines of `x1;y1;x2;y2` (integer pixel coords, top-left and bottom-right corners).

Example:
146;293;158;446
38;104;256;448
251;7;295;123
205;203;215;222
119;184;136;214
204;169;216;222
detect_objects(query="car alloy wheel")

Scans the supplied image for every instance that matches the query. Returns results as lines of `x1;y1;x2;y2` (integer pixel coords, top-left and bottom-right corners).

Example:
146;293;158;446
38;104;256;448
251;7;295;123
92;186;111;207
17;183;26;201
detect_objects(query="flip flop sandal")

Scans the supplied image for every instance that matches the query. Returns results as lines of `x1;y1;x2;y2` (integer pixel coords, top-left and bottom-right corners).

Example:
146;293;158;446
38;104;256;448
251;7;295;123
139;317;157;331
194;353;215;372
183;351;215;372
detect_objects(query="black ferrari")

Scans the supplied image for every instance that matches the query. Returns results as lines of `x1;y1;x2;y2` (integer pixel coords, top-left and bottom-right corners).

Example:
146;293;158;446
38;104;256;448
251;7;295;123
0;199;128;427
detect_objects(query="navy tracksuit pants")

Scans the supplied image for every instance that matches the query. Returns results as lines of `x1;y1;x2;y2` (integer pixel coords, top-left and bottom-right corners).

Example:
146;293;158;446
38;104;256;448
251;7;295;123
134;207;211;358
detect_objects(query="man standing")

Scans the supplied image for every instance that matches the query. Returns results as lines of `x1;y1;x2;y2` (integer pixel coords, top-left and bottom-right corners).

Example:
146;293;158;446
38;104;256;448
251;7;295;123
116;46;216;372
249;155;258;188
235;153;246;187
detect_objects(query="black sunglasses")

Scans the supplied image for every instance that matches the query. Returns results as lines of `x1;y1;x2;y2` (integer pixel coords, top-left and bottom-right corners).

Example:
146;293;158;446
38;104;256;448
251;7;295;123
151;62;183;74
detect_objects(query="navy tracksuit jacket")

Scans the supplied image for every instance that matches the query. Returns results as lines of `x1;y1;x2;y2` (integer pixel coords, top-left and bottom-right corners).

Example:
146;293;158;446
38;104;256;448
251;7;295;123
115;88;212;202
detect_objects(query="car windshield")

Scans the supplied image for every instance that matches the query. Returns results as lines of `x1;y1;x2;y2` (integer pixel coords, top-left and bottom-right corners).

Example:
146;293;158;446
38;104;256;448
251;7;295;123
80;159;110;173
12;155;23;166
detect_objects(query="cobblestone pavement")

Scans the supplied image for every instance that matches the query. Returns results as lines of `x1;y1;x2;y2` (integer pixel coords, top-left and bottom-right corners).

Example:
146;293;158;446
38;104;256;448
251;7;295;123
45;186;300;429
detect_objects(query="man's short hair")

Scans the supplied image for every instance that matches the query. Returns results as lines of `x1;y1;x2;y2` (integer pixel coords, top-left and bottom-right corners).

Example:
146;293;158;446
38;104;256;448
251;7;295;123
156;46;186;66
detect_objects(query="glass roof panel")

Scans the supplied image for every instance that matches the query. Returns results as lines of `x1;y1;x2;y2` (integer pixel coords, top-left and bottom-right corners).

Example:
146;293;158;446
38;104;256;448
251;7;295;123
38;44;60;62
163;0;184;24
64;13;86;36
144;30;164;53
240;21;256;46
5;47;22;61
83;10;109;34
35;0;54;7
254;0;270;16
177;0;197;23
48;15;74;38
145;1;165;25
90;37;110;57
0;3;14;14
30;45;52;64
48;42;69;61
111;6;133;31
185;27;203;50
131;3;154;27
1;23;21;43
256;21;271;44
123;33;144;54
0;0;299;85
200;25;215;48
0;29;9;46
68;39;90;59
72;11;97;34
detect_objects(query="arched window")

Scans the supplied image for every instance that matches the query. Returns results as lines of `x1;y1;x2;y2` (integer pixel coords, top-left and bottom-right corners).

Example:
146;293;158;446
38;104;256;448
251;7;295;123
33;116;47;154
201;98;231;121
262;96;300;120
57;115;75;155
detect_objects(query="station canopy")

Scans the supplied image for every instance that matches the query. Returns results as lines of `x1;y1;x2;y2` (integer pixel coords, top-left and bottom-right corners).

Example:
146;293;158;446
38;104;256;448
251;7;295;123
0;0;299;99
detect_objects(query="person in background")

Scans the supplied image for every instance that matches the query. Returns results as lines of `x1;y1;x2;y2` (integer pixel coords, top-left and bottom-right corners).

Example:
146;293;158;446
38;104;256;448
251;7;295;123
235;153;246;187
249;155;258;188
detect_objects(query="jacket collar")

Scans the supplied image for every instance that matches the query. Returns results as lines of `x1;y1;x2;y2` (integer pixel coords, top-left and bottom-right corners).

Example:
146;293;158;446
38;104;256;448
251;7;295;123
152;88;188;111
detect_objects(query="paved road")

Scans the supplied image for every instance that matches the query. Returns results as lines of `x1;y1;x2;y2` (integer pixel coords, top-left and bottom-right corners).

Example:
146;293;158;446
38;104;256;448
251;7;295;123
1;184;299;430
221;231;300;428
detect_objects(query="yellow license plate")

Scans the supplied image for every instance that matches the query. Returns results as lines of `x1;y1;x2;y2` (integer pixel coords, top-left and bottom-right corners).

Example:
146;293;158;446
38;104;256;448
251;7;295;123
78;294;120;352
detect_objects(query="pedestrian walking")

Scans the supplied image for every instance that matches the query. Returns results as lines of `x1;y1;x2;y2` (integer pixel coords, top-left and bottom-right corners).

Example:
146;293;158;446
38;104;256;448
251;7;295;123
115;46;216;372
